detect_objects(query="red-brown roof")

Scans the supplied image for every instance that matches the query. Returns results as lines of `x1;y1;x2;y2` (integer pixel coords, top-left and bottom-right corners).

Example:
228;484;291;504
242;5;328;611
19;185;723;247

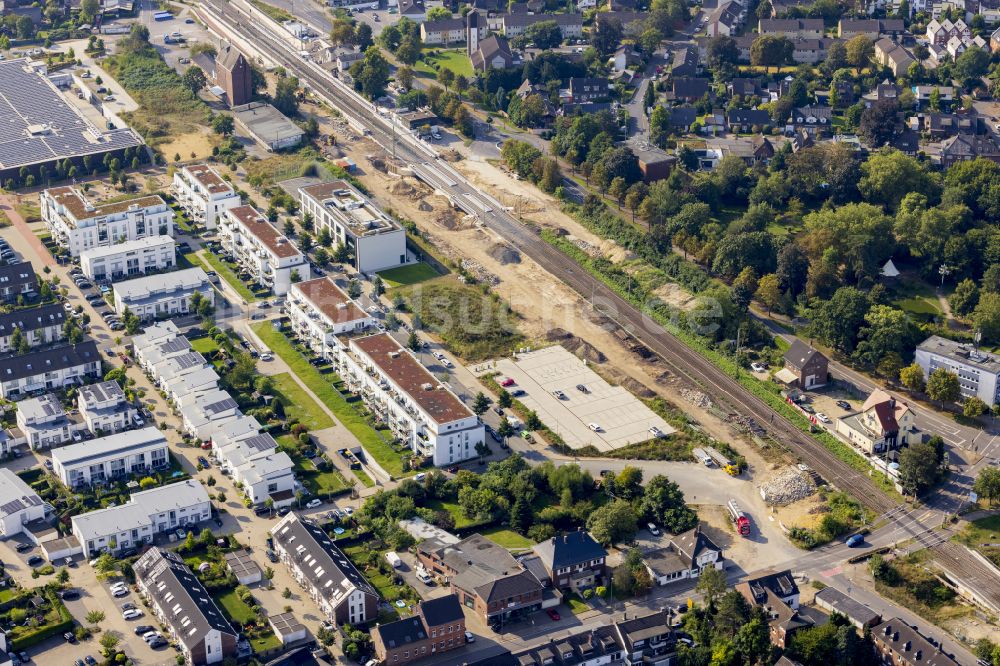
227;206;301;259
294;277;367;324
352;334;472;425
186;164;232;194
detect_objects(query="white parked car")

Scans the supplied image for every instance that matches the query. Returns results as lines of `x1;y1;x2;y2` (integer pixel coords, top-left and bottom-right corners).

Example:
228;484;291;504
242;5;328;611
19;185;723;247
815;413;830;423
647;522;661;536
750;362;765;373
414;472;427;482
305;499;322;509
588;423;602;432
122;608;143;620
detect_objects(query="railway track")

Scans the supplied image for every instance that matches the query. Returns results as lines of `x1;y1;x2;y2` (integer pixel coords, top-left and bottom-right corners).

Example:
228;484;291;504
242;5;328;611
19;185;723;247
202;0;1000;607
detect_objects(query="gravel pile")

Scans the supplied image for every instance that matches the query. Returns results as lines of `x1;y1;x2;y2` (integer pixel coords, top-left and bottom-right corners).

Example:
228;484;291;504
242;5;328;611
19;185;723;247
680;388;712;409
759;467;816;506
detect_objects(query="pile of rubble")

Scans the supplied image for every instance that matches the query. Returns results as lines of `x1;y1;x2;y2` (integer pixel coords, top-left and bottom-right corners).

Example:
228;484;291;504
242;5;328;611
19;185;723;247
680;388;712;409
460;259;500;286
759;467;816;506
571;237;600;257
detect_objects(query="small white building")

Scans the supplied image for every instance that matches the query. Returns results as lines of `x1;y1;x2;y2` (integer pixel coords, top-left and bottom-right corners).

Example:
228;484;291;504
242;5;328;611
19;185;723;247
132;321;186;371
235;451;296;506
112;267;215;321
298;180;408;274
179;390;241;441
80;235;176;283
0;304;66;353
915;335;1000;405
166;366;222;406
0;341;102;399
78;380;138;435
71;479;212;558
51;427;169;488
287;277;373;357
151;351;211;391
335;333;484;466
0;468;46;537
219;205;310;296
15;393;82;451
171;163;242;230
40;187;174;257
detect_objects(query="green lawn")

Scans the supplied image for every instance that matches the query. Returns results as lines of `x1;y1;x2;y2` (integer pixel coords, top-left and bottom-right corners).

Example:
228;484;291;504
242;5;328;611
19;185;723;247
213;589;256;624
295;458;351;495
378;262;441;288
354;468;375;487
253;324;410;477
893;296;941;316
481;526;534;549
564;592;590;614
270;372;334;430
189;336;220;356
189;250;262;303
425;498;483;529
416;48;473;79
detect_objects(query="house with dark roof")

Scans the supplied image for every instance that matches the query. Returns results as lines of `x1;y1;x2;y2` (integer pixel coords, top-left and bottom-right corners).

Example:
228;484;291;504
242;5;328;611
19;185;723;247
530;529;607;591
939;133;1000;168
0;341;101;399
728;109;771;133
671;77;710;102
643;525;723;586
786;105;834;136
752;135;775;164
0;262;37;304
814;587;881;630
561;77;610;106
728;78;761;98
134;548;238;665
707;0;744;36
666;106;698;133
759;18;823;37
872;618;957;666
737;569;810;648
470;34;518;72
193;42;253;108
0;303;65;353
371;594;466;665
416;533;545;626
671;45;699;77
779;340;828;389
271;513;379;625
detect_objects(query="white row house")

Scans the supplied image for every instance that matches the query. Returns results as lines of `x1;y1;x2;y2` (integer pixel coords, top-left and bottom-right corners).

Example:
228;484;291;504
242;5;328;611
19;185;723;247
112;267;215;321
212;427;295;507
179;390;241;441
219;205;310;296
0;468;46;537
171;164;242;230
0;304;66;354
0;341;101;399
132;321;189;372
40;187;173;257
78;380;139;435
15;393;83;451
51;427;169;488
286;277;373;358
71;479;211;558
80;235;176;283
333;333;484;466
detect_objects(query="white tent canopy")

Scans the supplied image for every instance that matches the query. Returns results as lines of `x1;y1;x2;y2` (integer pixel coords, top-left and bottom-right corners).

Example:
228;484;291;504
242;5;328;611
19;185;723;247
881;259;900;278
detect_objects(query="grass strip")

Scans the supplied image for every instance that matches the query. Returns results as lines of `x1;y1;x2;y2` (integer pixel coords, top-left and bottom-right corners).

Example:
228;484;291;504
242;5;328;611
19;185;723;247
270;372;334;430
194;250;261;303
252;323;411;477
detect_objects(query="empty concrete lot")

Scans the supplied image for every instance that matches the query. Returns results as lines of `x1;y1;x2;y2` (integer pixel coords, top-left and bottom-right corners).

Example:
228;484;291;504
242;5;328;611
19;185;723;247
494;346;674;452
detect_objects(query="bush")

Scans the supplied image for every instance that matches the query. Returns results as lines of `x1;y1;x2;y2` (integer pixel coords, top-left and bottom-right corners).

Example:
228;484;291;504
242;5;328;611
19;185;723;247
596;586;608;598
582;589;593;599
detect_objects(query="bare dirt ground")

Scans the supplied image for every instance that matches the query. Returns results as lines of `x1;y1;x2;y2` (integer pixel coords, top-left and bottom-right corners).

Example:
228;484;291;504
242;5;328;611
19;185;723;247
773;495;826;531
160;128;219;162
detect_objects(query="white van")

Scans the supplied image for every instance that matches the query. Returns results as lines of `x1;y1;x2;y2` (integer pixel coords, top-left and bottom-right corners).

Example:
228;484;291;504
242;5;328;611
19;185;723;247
385;552;403;569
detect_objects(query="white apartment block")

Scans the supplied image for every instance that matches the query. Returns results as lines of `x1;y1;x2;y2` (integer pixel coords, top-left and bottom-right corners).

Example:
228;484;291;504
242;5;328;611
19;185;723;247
298;180;407;274
51;427;169;488
15;393;83;451
219;205;310;296
0;468;45;537
335;333;484;466
0;304;66;353
915;335;1000;405
287;277;373;358
80;235;176;282
113;267;215;321
72;479;211;558
172;164;242;230
0;341;101;399
78;380;138;434
40;187;173;257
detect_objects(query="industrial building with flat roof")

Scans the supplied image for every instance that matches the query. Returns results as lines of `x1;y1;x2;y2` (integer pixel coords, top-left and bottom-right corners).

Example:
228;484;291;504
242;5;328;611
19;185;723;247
0;59;144;184
915;335;1000;405
232;102;304;151
298;180;407;274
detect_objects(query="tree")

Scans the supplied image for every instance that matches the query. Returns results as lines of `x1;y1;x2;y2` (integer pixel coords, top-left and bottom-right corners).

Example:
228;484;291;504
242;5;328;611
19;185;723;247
10;327;29;355
950;278;980;317
954;46;990;85
521;20;563;49
965;396;988;417
926;367;961;405
497;388;512;408
750;35;792;71
93;553;117;579
396;65;414;91
85;610;106;626
974;467;1000;506
212;114;235;136
845;35;874;70
898;439;942;496
755;273;782;313
79;0;99;22
57;567;70;585
810;287;870;352
524;410;542;431
99;631;121;657
407;331;420;352
639;475;697;533
696;565;726;607
899;363;926;393
859;149;938;211
859;99;900;148
273;75;300;116
15;15;34;39
473;393;492;416
586;499;638;545
139;476;157;490
396;36;420;65
182;66;207;95
437;67;455;91
734;607;772;666
972;292;1000;342
426;6;451;19
706;35;738;69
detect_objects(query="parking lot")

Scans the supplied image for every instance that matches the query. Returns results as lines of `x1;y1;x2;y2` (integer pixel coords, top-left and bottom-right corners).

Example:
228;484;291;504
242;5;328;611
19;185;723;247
491;346;674;452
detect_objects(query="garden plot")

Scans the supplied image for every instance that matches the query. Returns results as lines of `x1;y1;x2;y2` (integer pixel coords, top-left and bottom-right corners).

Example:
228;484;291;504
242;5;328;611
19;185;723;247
494;345;674;452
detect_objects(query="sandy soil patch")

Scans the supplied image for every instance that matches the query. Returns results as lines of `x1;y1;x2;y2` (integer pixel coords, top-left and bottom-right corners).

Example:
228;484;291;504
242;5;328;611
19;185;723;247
773;494;827;531
161;128;219;162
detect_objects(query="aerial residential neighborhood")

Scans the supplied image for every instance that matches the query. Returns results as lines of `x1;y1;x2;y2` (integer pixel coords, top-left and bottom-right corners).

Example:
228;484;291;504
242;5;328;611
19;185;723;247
0;0;999;662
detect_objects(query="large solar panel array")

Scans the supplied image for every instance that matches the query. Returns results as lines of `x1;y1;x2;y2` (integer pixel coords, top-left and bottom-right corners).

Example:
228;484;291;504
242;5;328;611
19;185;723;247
0;59;143;170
